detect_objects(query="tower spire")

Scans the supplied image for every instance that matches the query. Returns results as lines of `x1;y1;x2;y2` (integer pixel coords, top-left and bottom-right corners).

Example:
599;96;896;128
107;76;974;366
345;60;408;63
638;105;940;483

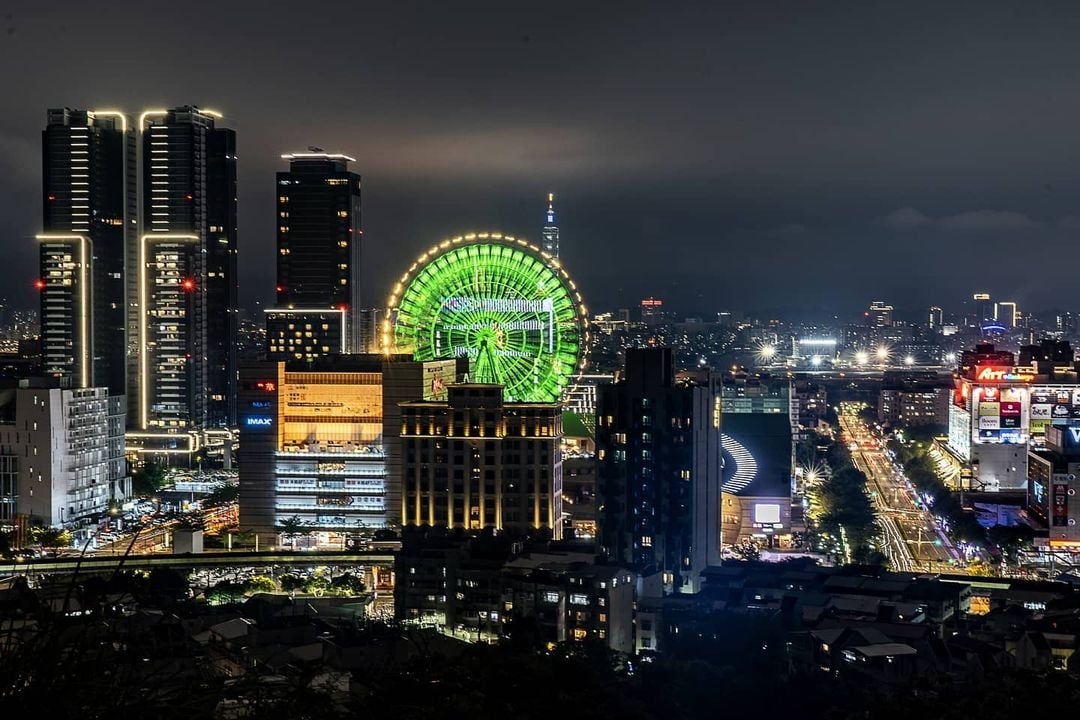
542;193;559;259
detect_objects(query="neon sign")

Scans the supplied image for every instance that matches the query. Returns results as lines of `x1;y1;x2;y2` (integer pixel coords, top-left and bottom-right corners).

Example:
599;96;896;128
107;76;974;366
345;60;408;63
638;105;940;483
255;381;276;392
244;415;273;428
975;366;1033;383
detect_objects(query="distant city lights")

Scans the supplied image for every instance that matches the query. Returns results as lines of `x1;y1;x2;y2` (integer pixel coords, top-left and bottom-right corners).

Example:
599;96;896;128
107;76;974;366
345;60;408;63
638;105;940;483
755;342;777;364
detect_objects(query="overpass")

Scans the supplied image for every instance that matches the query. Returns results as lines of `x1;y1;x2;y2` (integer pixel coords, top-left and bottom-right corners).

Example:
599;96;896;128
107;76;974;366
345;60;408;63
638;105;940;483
0;550;396;578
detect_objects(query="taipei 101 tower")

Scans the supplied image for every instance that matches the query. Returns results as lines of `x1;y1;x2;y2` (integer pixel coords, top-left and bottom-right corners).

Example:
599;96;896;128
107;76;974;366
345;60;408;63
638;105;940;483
542;192;559;259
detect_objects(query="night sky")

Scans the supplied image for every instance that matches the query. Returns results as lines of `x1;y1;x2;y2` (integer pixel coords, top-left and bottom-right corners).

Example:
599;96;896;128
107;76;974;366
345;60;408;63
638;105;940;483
3;1;1080;320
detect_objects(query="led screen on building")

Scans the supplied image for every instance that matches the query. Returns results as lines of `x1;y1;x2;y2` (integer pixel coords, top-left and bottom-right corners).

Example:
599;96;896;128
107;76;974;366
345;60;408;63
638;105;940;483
948;404;971;461
971;386;1028;444
721;413;793;498
1028;386;1080;441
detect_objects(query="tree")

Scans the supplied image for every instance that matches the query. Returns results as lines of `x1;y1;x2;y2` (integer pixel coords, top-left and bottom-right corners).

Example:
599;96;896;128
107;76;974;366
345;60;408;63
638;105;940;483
987;524;1036;563
330;572;366;596
245;575;277;594
31;527;72;555
280;573;304;592
203;482;239;507
303;570;331;597
275;515;313;548
132;460;169;496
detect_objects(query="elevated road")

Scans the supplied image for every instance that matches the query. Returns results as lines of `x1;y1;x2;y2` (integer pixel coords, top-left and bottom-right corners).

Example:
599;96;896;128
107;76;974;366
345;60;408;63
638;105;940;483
0;550;396;578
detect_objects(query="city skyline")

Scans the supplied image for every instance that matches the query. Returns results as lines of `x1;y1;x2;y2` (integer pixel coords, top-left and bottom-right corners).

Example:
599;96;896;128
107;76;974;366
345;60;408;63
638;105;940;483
5;3;1080;315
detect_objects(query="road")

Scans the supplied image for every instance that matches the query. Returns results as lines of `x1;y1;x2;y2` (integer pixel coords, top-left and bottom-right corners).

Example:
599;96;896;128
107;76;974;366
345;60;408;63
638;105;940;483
839;405;961;573
0;550;396;578
96;504;239;555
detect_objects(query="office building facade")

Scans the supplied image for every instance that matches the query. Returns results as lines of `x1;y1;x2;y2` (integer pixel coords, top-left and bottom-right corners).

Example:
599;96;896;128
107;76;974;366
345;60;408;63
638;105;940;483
139;106;237;430
265;308;345;362
596;348;722;593
1028;425;1080;550
947;342;1080;491
400;384;563;538
237;355;464;547
272;151;362;356
720;370;797;547
39;108;135;400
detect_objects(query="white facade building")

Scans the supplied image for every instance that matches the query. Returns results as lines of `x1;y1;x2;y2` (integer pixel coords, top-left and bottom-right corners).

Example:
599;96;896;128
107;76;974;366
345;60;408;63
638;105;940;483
0;381;128;528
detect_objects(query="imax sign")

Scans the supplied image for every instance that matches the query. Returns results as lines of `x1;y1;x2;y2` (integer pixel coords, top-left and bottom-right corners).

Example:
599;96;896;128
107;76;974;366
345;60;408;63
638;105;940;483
244;415;273;428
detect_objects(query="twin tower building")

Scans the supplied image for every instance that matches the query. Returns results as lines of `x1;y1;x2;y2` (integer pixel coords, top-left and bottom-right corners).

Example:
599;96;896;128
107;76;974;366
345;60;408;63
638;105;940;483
38;107;364;437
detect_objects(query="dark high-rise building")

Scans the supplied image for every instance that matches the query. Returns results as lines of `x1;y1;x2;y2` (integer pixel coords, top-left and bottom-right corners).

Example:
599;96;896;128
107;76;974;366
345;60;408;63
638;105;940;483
272;151;362;355
39;108;135;398
596;348;721;593
542;192;559;259
138;106;237;429
973;292;994;324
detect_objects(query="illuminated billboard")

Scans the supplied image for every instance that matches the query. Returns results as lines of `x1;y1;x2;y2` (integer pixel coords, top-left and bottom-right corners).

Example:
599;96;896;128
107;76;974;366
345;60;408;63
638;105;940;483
422;361;455;401
1027;386;1080;442
387;233;588;402
974;365;1035;383
971;385;1028;444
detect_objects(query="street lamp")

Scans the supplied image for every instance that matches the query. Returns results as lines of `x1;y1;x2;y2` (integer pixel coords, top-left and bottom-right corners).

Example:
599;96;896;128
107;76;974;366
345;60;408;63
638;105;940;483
855;350;869;366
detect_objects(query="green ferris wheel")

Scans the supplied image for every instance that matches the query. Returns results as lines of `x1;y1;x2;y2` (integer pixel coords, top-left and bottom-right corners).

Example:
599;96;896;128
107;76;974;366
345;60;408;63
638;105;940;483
386;232;588;402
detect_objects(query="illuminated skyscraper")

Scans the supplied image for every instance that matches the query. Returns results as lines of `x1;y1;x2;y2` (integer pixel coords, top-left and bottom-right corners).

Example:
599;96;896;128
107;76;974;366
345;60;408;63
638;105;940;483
868;300;893;327
928;305;943;330
640;297;664;325
138;106;237;429
542;192;559;259
269;151;362;358
39;108;135;397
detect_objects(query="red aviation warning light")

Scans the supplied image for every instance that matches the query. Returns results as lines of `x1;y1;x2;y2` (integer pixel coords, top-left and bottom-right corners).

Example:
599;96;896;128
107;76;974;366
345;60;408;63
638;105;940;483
181;277;196;292
33;279;46;291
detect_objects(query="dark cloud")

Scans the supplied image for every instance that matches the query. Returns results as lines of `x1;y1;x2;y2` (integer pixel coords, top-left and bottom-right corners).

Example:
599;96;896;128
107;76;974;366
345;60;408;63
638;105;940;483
880;207;1041;232
3;1;1080;317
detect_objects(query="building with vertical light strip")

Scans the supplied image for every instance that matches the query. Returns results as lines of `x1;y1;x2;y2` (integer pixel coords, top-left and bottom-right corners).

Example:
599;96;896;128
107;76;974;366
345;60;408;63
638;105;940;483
400;384;564;539
39;108;134;398
996;301;1019;328
138;106;237;430
269;151;361;359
